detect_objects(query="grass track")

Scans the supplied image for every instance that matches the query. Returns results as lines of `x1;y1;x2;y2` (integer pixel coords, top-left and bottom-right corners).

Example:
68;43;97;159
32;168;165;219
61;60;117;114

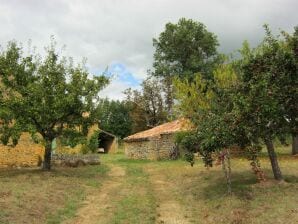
0;145;297;224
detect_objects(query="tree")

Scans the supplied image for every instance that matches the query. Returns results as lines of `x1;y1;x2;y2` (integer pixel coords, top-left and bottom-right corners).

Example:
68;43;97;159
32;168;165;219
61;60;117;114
152;18;221;113
175;65;251;193
0;40;109;170
233;26;298;180
124;77;167;133
281;27;298;155
176;26;298;182
95;99;132;138
153;18;220;80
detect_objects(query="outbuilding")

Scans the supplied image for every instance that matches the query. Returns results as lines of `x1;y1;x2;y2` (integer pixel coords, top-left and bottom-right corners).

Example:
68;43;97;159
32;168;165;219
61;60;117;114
97;130;118;153
124;119;190;160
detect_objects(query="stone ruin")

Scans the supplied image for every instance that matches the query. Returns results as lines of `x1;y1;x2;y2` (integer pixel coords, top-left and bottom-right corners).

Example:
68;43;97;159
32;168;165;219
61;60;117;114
51;154;100;167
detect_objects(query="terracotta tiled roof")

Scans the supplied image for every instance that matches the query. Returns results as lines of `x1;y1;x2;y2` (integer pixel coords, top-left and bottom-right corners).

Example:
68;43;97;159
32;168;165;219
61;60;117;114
124;118;191;141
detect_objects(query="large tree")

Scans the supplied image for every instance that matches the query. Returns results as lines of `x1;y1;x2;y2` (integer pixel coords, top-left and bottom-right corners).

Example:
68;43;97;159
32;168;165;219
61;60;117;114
175;26;298;182
281;27;298;155
153;18;220;79
0;41;109;170
233;27;298;178
152;18;221;113
175;66;251;192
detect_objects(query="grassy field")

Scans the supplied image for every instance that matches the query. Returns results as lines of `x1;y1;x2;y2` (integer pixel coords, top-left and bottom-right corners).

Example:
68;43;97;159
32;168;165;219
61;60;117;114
0;145;297;224
0;164;109;224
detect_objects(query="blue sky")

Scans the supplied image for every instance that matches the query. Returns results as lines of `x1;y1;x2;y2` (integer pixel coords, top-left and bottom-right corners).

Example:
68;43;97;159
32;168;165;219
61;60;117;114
105;63;141;87
88;62;142;99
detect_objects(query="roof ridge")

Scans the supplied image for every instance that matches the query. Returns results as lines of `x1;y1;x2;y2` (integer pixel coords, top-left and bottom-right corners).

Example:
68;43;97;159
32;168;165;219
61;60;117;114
124;118;189;141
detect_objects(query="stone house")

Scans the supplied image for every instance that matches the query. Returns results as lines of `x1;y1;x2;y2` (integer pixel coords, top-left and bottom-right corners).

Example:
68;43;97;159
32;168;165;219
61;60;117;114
124;119;190;160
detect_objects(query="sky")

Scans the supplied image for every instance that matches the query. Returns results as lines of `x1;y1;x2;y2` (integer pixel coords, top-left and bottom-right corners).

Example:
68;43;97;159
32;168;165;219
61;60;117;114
0;0;297;99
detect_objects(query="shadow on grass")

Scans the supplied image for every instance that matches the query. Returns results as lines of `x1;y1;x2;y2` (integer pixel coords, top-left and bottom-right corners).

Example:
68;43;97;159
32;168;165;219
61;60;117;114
117;158;153;164
201;167;298;202
0;164;109;180
284;174;298;183
201;170;257;201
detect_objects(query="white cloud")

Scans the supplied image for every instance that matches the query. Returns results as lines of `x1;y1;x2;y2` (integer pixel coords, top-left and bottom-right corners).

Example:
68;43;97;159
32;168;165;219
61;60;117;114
100;78;141;101
0;0;297;99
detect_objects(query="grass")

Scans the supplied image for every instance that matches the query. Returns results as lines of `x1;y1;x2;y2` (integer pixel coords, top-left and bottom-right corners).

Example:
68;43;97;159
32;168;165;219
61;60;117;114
146;148;298;224
0;144;297;224
46;188;85;224
101;154;157;224
0;164;109;224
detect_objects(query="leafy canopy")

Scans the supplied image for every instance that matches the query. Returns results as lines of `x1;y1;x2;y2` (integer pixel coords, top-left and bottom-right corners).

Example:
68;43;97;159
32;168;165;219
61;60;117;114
153;18;220;80
95;99;132;138
0;40;109;169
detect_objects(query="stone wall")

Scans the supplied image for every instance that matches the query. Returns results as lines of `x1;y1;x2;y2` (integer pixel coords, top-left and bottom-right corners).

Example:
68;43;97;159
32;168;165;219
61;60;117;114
51;153;100;167
0;133;44;168
124;133;176;160
0;124;114;168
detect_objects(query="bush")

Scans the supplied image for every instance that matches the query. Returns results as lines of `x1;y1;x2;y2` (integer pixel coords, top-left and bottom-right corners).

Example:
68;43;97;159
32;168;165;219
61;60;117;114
175;131;200;164
80;131;100;154
87;131;100;153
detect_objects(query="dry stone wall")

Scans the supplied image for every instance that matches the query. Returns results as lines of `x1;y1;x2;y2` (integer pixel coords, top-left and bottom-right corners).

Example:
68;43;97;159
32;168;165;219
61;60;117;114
124;133;177;160
51;154;100;167
0;124;111;168
0;133;44;168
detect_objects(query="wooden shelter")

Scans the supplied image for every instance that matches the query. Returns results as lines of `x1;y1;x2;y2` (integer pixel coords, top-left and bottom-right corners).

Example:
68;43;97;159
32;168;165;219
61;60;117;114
97;130;117;153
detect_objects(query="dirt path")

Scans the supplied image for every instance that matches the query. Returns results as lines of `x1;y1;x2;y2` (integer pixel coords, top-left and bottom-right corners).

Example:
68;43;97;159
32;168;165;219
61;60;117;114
147;168;191;224
63;165;125;224
64;161;190;224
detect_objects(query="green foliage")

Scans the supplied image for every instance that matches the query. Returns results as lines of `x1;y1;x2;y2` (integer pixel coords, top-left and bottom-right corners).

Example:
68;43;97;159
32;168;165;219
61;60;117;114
175;25;298;181
80;144;89;154
152;18;221;115
175;131;199;153
175;131;199;165
153;18;220;80
80;130;100;154
87;131;100;153
0;39;109;169
124;77;168;133
174;74;214;123
233;25;297;145
96;99;132;138
60;129;86;148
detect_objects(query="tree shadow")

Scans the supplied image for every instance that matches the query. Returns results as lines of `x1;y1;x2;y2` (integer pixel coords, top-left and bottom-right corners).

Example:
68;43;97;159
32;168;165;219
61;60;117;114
0;164;107;180
201;168;298;201
0;168;42;178
284;174;298;183
117;158;152;164
201;170;257;201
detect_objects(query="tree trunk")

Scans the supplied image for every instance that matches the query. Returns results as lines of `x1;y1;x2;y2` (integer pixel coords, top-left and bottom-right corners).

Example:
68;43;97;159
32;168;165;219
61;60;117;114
222;149;232;195
264;137;283;181
42;140;52;171
292;134;298;155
